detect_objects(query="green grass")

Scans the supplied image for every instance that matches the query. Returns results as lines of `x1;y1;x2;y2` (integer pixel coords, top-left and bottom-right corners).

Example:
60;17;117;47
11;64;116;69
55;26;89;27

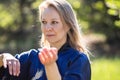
91;57;120;80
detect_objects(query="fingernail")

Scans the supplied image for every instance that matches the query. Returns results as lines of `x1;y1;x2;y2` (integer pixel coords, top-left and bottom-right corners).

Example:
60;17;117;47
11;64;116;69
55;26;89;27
10;72;12;75
4;65;7;68
14;73;16;76
17;73;19;76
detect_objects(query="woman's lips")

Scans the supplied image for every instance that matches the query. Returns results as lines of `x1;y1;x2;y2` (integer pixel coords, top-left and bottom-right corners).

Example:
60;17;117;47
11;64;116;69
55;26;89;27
46;34;55;37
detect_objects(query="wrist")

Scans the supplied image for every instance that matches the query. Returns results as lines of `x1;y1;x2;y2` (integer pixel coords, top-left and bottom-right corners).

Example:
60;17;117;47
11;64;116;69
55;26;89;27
44;62;57;71
45;62;56;67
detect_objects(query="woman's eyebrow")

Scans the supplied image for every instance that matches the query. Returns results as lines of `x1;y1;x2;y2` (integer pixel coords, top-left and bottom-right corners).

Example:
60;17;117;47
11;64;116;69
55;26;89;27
51;18;60;20
41;18;60;21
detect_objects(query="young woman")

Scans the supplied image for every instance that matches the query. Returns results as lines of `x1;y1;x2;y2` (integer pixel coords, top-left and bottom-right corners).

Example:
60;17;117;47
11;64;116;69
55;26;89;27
2;0;91;80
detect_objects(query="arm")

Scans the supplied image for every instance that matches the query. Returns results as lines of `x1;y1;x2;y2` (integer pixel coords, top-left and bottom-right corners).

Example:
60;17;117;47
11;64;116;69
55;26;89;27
39;47;61;80
45;62;61;80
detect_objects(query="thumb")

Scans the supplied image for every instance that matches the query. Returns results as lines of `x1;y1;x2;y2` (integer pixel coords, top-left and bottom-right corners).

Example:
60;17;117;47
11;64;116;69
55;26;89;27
3;58;7;68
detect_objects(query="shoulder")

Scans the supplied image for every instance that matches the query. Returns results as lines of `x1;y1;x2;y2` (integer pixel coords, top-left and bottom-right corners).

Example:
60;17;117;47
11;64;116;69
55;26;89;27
68;48;88;59
60;46;89;63
68;49;91;72
67;48;90;66
62;48;91;79
78;53;90;66
59;46;89;61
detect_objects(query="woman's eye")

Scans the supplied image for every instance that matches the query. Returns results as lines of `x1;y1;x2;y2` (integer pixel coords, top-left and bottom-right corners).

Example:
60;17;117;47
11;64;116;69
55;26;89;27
41;21;47;24
51;21;58;24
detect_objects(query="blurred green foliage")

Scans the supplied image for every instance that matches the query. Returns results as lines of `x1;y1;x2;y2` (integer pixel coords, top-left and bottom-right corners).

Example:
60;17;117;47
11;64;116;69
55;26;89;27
69;0;120;41
0;0;120;54
0;0;42;54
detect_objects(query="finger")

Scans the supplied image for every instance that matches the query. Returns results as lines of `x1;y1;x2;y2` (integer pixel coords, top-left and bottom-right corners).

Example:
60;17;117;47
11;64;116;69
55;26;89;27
50;49;58;60
11;60;18;76
48;50;53;58
39;52;45;64
42;49;48;59
44;48;52;58
16;60;20;76
43;48;53;63
43;48;49;54
41;49;52;65
7;60;13;75
51;47;57;53
44;48;53;59
3;58;7;68
11;60;20;76
13;61;16;76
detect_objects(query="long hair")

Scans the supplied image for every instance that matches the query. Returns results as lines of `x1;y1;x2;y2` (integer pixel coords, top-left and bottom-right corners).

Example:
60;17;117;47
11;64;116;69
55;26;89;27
39;0;88;54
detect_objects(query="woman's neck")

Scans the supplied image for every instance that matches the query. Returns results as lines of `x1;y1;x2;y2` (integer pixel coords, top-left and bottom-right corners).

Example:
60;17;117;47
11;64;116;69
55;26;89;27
50;38;67;50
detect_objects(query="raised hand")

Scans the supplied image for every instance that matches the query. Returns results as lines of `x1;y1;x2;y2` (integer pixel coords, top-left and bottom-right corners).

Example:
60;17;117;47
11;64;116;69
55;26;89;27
38;47;58;66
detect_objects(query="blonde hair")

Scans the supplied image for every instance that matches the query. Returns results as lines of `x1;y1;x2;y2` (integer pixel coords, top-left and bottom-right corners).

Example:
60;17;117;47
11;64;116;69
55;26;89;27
39;0;88;54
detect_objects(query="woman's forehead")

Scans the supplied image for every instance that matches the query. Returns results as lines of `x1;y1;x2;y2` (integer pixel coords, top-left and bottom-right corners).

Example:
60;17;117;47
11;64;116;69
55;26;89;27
41;7;61;20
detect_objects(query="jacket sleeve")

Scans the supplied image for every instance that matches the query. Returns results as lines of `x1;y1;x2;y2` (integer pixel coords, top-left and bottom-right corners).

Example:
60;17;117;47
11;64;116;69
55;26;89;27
1;49;35;80
14;50;31;79
63;53;91;80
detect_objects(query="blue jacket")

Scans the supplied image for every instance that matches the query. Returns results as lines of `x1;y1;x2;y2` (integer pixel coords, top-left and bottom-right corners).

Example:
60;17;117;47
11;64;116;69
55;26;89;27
1;43;91;80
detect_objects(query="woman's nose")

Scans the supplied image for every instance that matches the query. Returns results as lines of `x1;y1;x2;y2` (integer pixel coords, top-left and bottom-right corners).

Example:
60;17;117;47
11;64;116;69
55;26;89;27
45;24;52;31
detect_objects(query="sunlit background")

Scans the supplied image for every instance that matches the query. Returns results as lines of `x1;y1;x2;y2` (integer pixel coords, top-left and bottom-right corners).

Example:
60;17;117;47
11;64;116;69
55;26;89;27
0;0;120;80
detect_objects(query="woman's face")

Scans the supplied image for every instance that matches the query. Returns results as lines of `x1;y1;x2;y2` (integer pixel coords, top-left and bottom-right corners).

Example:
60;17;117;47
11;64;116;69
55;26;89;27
41;6;69;45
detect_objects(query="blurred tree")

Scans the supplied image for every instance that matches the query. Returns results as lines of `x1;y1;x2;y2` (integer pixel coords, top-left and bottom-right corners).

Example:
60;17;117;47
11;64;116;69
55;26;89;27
68;0;120;43
105;0;120;41
0;0;42;54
